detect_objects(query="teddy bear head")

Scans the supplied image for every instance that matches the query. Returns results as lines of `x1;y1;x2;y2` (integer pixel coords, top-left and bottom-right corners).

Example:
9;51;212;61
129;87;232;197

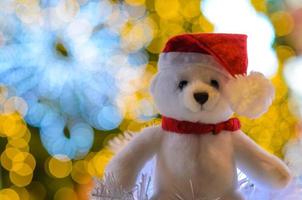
151;59;233;124
150;33;275;124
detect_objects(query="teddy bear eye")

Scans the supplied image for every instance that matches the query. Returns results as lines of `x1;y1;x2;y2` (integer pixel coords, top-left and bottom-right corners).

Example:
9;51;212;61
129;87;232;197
210;79;219;89
178;80;188;90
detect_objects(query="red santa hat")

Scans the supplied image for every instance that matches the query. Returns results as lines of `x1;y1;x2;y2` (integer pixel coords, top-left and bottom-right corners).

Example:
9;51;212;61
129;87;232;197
158;33;275;118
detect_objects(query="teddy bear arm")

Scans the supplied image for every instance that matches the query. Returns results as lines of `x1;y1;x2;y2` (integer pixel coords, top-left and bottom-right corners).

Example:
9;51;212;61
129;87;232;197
105;126;162;190
232;131;291;190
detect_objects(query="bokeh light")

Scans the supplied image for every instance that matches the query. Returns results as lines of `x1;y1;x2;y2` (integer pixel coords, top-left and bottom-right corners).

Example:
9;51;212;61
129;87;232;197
71;160;91;185
155;0;180;20
54;187;78;200
284;57;302;97
0;188;20;200
270;11;295;37
0;0;302;199
0;0;154;159
48;156;72;178
10;186;30;200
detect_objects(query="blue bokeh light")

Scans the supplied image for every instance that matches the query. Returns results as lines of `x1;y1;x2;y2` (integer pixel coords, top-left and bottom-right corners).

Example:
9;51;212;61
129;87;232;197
97;105;123;130
0;0;151;159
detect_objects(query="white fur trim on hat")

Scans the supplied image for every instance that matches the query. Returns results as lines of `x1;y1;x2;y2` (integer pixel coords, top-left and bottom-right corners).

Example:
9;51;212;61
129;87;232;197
158;52;229;76
223;71;275;118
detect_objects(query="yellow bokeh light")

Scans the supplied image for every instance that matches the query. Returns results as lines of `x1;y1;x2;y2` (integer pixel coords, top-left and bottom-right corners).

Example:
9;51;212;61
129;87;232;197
159;19;184;37
22;153;36;170
7;138;29;151
121;22;148;52
121;16;156;52
71;160;92;184
270;11;294;37
90;149;113;177
251;0;267;13
155;0;180;20
84;152;97;176
276;45;296;62
12;163;33;176
147;36;166;54
144;16;159;39
14;129;31;143
192;15;214;33
125;0;145;6
87;160;97;177
8;125;28;141
54;187;78;200
1;114;26;138
11;151;28;163
121;96;140;120
179;0;200;19
48;156;72;178
1;152;13;171
1;148;21;170
9;171;33;187
0;188;20;200
10;187;30;200
0;116;6;137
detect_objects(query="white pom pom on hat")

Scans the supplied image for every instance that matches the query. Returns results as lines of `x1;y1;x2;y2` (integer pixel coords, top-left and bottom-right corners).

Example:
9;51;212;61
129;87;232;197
158;33;275;118
224;72;275;118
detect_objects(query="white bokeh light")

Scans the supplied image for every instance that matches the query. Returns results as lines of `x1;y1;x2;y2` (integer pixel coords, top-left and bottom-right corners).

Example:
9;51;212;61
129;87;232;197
284;57;302;97
202;0;278;77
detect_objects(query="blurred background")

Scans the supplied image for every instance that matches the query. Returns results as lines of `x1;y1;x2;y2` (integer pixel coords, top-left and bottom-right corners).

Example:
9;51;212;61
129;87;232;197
0;0;302;199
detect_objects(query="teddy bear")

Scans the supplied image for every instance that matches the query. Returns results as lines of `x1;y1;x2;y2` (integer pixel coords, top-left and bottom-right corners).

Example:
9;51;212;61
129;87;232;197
104;33;291;200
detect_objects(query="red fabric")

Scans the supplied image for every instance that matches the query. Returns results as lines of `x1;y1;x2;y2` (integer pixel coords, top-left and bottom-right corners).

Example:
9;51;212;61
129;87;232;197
162;33;248;76
161;116;241;135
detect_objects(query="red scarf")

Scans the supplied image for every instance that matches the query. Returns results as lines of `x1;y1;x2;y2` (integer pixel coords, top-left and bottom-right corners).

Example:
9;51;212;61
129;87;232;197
162;116;241;135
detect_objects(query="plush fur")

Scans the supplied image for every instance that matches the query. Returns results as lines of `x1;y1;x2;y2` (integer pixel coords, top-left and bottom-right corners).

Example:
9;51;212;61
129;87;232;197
223;72;275;119
105;63;291;200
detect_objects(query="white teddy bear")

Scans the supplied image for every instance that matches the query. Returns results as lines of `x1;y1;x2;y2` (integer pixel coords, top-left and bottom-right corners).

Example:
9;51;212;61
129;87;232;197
105;33;291;200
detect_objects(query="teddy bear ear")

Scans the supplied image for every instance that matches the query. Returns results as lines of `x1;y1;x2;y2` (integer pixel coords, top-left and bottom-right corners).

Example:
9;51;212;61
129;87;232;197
223;71;275;119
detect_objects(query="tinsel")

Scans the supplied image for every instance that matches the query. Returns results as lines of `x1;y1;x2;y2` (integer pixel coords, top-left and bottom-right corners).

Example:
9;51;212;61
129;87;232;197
90;174;150;200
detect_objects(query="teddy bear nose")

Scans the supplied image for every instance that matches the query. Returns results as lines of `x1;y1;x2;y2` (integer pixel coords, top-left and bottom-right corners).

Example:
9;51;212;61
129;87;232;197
194;92;209;105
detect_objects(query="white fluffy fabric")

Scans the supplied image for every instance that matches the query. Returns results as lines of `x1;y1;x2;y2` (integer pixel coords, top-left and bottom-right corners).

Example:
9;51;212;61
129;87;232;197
108;132;136;154
158;52;228;75
224;72;275;118
284;138;302;178
237;169;302;200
